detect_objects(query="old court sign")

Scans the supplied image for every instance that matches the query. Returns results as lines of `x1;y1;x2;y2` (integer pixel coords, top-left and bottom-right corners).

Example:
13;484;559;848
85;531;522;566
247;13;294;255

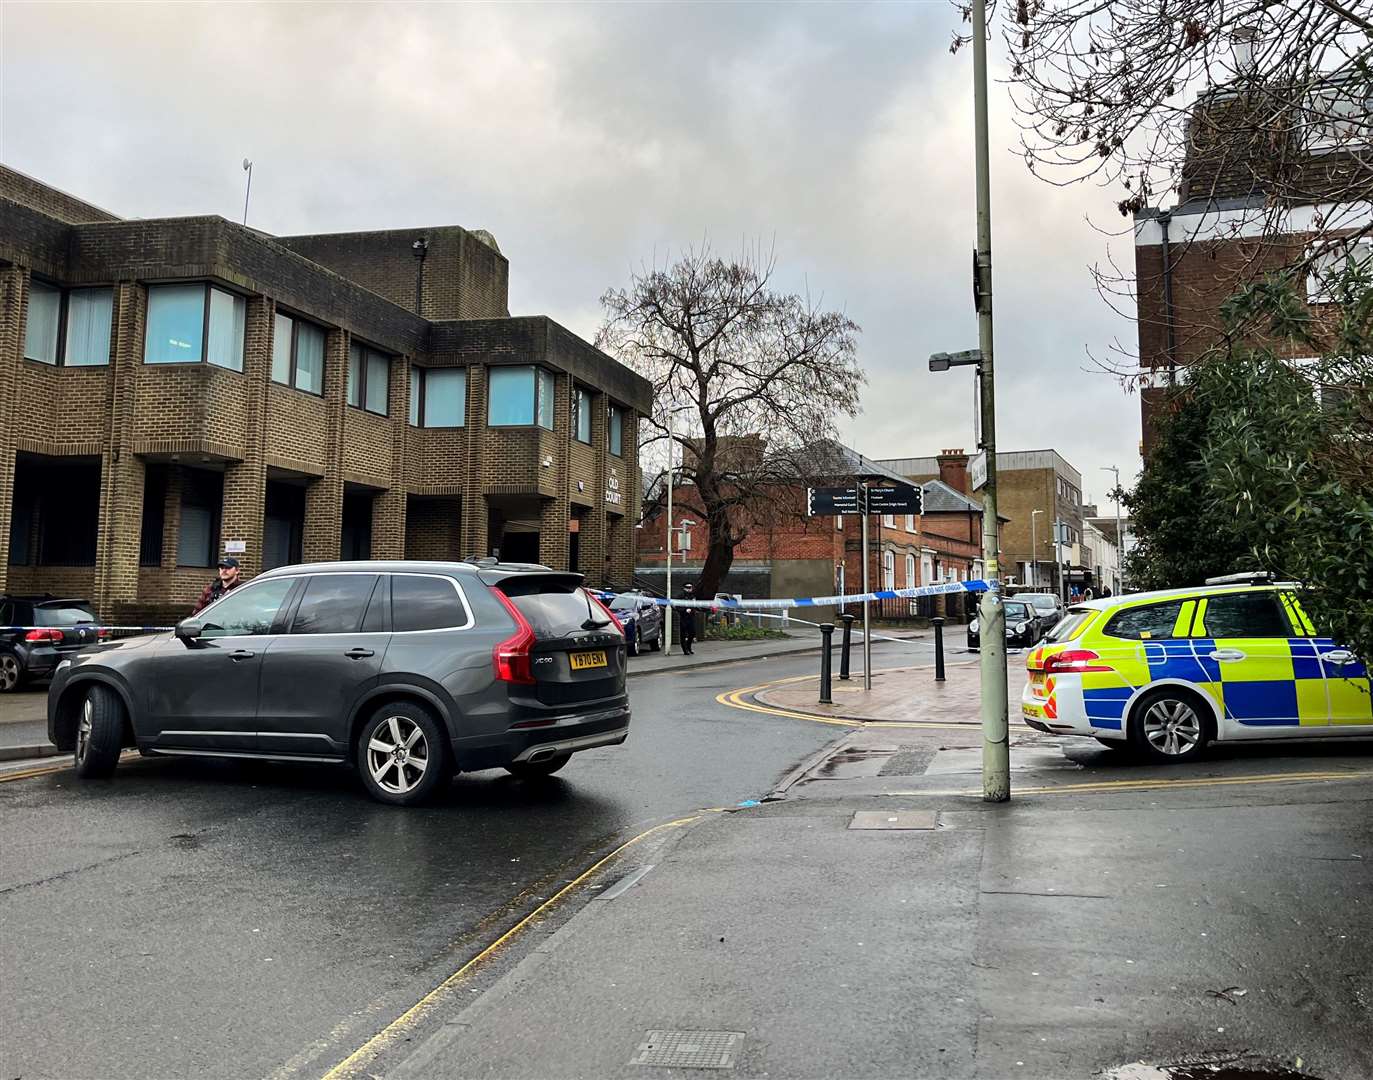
606;465;623;507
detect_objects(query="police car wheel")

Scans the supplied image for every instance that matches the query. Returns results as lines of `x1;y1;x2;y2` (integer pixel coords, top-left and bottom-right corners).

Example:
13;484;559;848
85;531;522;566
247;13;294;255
1128;689;1209;763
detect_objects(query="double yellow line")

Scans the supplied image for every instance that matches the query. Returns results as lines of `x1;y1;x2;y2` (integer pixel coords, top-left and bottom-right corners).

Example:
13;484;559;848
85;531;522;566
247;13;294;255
884;768;1373;799
715;681;996;732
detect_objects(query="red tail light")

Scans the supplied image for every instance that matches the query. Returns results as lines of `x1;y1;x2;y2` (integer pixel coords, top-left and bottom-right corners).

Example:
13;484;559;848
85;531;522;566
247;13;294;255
491;589;537;685
24;629;62;643
97;628;110;640
1043;649;1111;674
588;592;624;633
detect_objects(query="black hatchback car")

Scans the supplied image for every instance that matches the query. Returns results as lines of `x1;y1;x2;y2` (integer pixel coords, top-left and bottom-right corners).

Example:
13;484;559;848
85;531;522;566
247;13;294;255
1;596;103;692
47;562;630;805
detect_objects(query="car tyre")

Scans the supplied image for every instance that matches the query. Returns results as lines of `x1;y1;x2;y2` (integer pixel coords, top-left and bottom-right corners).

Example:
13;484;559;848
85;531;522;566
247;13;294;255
74;684;124;778
505;752;572;779
1127;688;1209;764
356;702;450;806
0;651;25;693
650;628;662;652
627;626;642;657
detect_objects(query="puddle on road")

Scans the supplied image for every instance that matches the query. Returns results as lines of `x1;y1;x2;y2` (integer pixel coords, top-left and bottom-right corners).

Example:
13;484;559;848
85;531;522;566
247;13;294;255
1101;1055;1318;1080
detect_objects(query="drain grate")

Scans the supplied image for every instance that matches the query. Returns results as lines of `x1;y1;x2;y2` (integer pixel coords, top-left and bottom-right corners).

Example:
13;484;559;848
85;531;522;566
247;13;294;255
630;1030;744;1069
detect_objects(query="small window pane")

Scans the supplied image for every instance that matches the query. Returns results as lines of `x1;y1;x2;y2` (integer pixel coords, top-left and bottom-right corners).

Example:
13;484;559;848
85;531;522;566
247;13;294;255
271;313;293;384
365;353;389;415
537;368;555;430
1202;593;1291;638
488;366;536;425
24;281;61;364
424;368;466;427
145;284;204;363
206;288;245;371
290;574;378;635
608;405;624;456
177;504;214;567
63;288;113;366
1103;600;1186;641
575;389;591;443
409;366;421;426
199;578;293;639
392;575;467;631
295;322;324;394
347;344;363;407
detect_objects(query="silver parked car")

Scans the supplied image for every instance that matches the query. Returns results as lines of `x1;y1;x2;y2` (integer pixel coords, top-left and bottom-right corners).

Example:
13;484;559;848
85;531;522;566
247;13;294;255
47;561;630;806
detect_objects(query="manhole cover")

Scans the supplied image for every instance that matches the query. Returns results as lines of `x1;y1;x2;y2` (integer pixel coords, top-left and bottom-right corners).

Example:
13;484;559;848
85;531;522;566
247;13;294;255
849;810;937;830
630;1030;744;1069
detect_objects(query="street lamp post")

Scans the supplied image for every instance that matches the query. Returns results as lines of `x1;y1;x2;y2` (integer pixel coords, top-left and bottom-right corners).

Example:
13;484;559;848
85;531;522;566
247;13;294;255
663;404;693;654
1030;509;1044;589
1101;465;1124;593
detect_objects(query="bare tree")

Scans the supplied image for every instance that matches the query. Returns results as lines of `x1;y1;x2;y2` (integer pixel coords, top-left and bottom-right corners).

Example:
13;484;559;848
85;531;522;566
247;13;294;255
597;246;863;598
952;0;1373;378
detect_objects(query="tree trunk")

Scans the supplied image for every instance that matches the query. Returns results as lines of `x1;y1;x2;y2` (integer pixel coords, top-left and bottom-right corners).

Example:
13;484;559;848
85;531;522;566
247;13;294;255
697;525;735;600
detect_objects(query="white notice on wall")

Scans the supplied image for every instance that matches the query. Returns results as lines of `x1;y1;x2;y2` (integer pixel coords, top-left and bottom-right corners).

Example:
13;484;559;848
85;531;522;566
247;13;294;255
223;540;247;554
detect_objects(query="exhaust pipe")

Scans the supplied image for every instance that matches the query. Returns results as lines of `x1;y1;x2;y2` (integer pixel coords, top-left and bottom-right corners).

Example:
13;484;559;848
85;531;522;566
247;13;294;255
528;747;557;764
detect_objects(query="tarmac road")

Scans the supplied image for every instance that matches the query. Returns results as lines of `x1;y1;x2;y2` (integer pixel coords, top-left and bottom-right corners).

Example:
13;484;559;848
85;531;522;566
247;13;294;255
0;641;931;1080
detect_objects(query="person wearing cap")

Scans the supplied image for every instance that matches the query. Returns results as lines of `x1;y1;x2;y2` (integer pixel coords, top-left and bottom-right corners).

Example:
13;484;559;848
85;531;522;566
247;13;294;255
678;582;698;655
193;556;244;614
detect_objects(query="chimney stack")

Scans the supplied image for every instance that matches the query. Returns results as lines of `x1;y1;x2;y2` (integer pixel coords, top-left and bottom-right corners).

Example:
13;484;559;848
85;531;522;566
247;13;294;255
936;448;970;494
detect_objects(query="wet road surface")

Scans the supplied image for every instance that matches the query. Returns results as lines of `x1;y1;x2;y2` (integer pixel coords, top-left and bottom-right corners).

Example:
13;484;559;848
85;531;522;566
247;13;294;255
0;644;929;1080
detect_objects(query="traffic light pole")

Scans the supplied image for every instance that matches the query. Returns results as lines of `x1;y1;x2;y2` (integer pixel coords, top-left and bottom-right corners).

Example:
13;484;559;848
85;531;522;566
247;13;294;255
860;483;872;691
972;0;1009;802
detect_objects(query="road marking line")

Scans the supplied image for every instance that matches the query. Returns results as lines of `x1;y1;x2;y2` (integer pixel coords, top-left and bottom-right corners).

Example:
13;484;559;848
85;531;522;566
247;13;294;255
882;768;1373;799
0;749;140;784
318;812;707;1080
714;686;993;731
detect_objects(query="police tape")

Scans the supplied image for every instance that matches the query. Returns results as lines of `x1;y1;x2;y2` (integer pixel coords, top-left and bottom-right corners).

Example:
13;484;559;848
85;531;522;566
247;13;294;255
1;625;175;635
597;578;992;610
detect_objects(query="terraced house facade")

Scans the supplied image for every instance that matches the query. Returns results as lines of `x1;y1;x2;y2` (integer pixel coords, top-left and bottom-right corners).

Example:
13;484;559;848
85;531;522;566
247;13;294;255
0;165;650;624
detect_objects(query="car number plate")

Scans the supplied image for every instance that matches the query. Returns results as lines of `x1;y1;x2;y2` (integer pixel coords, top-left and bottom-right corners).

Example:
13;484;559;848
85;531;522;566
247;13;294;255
570;650;608;671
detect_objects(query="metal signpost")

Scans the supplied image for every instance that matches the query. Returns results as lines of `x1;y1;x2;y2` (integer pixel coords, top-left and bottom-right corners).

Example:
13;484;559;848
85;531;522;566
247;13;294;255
805;480;922;690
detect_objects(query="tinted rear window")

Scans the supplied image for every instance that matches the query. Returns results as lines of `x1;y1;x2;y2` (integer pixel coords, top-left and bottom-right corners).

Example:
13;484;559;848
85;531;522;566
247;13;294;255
392;575;468;632
34;604;96;627
290;575;377;635
501;583;605;638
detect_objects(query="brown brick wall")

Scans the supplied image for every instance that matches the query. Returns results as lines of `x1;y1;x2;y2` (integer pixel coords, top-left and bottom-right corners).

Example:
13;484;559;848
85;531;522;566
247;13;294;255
404;497;463;560
0;164;120;224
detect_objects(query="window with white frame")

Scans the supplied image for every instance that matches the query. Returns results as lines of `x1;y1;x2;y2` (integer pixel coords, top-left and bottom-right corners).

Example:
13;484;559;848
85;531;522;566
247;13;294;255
882;514;895;528
906;514;916;532
144;284;244;370
835;515;843;532
1307;80;1372;151
25;283;115;367
882;549;895;590
1307;237;1373;303
905;553;916;586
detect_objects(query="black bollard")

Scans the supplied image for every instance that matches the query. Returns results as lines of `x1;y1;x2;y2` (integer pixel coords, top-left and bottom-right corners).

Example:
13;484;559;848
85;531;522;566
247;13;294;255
839;613;855;680
932;616;946;682
819;622;835;704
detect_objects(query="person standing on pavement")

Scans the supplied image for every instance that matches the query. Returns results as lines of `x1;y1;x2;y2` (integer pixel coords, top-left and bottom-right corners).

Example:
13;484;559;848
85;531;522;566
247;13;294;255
194;557;243;614
678;582;698;655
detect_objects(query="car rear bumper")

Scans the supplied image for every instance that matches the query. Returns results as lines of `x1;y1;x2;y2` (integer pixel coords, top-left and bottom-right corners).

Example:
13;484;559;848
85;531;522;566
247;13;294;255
1021;672;1112;737
452;702;631;772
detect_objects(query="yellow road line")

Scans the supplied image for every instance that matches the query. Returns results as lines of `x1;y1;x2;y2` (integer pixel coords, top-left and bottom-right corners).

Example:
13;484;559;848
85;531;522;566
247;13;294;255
0;749;139;784
319;812;707;1080
715;686;993;732
882;768;1373;799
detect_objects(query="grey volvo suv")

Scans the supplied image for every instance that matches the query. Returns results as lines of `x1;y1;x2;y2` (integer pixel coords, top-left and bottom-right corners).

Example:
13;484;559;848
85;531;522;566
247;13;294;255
47;561;630;805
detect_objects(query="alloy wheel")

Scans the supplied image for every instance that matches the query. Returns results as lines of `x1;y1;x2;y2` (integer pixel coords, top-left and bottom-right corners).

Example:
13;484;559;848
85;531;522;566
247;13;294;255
1142;698;1201;756
0;654;18;691
366;715;430;795
76;698;93;763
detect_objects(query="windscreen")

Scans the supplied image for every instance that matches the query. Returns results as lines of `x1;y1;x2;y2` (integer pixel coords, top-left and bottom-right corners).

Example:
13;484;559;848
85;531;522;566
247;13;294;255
34;604;97;627
1003;602;1030;621
608;595;639;612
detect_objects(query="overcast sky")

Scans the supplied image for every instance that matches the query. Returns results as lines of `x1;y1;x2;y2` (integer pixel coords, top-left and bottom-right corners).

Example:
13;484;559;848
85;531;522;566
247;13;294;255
1;0;1142;507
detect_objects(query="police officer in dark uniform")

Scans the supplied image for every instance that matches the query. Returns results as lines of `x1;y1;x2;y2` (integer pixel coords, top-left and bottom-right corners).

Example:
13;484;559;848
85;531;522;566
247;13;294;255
678;582;698;655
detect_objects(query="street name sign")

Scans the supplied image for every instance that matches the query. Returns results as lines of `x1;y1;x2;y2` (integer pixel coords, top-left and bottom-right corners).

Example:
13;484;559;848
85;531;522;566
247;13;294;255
865;484;923;514
807;486;861;516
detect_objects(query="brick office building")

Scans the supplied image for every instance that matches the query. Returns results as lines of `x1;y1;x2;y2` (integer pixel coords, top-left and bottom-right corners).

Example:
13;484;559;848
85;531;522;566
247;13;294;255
1133;73;1373;451
0;165;650;623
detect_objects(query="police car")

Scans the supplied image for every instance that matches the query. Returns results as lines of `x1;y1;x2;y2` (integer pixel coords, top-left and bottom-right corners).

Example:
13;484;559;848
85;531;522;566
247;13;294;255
1021;574;1371;763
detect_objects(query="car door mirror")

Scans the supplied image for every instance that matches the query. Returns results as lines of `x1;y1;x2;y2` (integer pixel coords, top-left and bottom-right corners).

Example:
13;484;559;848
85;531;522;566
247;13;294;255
175;618;204;644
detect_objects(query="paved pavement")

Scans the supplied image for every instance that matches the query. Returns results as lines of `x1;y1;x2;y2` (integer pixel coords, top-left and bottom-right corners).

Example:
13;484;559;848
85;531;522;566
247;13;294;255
376;669;1373;1080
